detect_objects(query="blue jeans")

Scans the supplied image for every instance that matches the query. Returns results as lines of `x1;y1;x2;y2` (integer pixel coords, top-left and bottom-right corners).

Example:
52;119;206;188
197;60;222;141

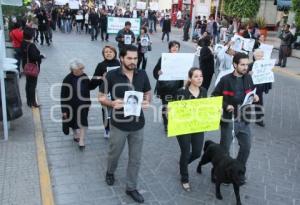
90;25;98;40
64;19;72;33
148;20;154;33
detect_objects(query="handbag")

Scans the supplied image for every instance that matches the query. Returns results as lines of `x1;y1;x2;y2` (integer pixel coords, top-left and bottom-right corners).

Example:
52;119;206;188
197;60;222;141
23;43;40;77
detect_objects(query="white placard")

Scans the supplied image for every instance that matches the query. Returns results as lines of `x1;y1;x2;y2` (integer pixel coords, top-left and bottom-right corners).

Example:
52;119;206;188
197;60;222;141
140;37;149;46
106;0;116;6
241;88;256;107
55;0;69;5
243;39;255;52
75;15;83;20
124;91;143;117
251;59;275;85
259;43;273;60
150;2;160;11
107;66;119;72
231;35;244;52
159;53;196;81
107;17;141;35
214;44;225;53
69;0;79;9
195;46;201;56
136;1;146;10
124;35;132;45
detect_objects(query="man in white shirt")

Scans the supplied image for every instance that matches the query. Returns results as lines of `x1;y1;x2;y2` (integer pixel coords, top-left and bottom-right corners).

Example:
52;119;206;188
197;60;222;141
176;10;182;28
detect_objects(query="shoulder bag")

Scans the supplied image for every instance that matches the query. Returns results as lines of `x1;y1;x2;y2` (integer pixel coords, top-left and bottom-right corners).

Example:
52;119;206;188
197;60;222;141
23;43;40;77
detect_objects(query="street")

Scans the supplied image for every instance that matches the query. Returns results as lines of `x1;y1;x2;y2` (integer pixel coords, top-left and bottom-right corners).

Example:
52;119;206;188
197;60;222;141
14;30;300;205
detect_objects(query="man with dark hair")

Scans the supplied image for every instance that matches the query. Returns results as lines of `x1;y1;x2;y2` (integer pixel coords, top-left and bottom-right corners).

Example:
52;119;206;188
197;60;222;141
211;52;259;169
99;45;151;203
88;9;100;41
115;21;136;52
276;24;293;67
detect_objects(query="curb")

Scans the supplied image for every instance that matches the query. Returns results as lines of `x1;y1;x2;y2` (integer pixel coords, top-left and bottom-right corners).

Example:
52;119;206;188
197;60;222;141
273;66;300;80
32;108;55;205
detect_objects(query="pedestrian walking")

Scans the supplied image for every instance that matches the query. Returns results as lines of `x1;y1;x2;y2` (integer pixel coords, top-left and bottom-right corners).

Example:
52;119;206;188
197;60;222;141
183;14;191;41
99;10;109;41
115;21;135;52
137;27;151;70
276;24;293;68
36;9;50;46
212;52;259;168
61;59;91;150
175;67;207;192
9;21;23;76
88;9;100;41
198;36;214;90
153;41;183;132
90;46;120;138
162;15;171;42
21;27;44;108
99;45;151;203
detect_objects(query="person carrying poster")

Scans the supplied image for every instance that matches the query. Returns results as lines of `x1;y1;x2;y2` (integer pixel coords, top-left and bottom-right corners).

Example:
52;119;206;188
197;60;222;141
212;52;259;168
137;27;151;70
99;45;151;203
115;21;136;52
174;67;207;192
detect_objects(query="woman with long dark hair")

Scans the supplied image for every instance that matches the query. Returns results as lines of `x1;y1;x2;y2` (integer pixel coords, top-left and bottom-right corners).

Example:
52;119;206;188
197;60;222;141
175;67;207;191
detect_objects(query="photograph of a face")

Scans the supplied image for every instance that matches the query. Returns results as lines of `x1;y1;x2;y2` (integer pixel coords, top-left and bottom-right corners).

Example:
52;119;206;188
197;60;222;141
141;37;149;47
124;35;132;45
124;91;143;117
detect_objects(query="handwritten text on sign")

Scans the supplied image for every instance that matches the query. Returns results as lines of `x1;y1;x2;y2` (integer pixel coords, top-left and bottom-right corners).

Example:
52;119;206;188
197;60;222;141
167;97;223;137
252;59;275;85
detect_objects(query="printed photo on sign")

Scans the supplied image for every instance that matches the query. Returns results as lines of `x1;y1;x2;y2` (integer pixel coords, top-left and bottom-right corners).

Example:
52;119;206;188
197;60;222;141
195;46;201;56
251;59;275;85
241;88;256;108
214;44;225;53
232;35;244;52
140;37;149;47
159;53;196;81
124;91;143;117
259;43;273;60
243;39;255;52
124;35;132;45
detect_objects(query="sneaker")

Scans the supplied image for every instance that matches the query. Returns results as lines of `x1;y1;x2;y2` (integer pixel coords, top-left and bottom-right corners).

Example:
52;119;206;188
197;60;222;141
104;130;110;139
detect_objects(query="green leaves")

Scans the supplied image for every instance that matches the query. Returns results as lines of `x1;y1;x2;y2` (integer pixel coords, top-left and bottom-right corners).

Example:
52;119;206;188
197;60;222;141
224;0;260;19
292;0;300;30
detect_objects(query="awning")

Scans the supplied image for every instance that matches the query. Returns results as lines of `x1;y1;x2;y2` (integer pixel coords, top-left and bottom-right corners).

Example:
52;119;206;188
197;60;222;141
277;0;292;10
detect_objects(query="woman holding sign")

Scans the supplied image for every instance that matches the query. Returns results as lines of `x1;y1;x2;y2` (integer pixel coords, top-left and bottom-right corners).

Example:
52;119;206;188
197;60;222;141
90;46;120;138
175;67;207;192
137;27;151;70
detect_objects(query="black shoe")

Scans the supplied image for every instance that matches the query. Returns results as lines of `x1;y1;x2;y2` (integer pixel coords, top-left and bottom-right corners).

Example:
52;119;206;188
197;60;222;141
255;121;265;127
78;145;85;151
126;190;144;203
40;43;43;46
275;63;281;67
105;172;115;186
281;65;286;68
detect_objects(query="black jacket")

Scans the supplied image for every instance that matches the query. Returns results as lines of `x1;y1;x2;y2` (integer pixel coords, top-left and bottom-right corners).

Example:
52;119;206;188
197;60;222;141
88;13;99;26
90;59;120;90
99;14;108;30
21;41;43;68
212;72;255;121
162;19;171;33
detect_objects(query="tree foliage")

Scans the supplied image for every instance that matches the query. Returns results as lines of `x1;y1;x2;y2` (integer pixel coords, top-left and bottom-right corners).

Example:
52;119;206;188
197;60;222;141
223;0;260;19
292;0;300;30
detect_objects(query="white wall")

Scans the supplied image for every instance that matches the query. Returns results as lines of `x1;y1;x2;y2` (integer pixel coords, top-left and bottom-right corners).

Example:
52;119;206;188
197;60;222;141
158;0;172;10
257;0;278;25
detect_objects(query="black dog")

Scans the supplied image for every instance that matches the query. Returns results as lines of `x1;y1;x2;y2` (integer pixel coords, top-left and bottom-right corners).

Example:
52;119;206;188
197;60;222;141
197;140;246;205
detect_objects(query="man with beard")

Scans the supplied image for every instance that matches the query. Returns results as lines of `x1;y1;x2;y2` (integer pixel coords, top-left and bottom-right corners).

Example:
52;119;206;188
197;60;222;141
99;45;151;203
212;52;259;168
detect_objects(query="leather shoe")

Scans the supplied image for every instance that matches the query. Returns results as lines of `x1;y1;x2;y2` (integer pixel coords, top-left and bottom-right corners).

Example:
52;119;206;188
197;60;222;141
105;172;115;186
126;190;144;203
256;121;265;127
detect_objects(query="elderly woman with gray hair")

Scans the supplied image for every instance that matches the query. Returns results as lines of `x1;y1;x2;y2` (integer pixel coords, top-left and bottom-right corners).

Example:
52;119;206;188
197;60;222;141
61;59;91;150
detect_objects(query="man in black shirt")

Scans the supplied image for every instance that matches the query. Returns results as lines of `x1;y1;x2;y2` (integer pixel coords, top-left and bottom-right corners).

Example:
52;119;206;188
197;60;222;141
99;45;151;203
88;9;100;41
212;53;259;167
115;21;135;52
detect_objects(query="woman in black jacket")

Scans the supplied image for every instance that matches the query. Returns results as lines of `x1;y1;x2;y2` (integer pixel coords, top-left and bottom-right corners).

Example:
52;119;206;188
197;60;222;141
21;27;44;108
153;41;183;132
90;46;120;138
198;36;214;90
61;59;91;150
175;67;207;192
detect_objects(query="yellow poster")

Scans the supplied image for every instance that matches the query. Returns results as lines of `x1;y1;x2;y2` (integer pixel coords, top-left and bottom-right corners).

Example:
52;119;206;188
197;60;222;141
167;97;223;137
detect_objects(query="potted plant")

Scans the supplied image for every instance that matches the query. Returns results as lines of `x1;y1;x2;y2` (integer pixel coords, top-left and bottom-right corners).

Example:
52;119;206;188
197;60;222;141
256;16;268;41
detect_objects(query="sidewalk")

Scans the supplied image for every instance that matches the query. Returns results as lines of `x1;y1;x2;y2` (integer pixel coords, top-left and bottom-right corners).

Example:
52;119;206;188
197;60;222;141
0;48;41;205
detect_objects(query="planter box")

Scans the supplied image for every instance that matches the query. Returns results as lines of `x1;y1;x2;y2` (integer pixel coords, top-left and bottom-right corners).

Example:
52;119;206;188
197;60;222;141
260;28;268;41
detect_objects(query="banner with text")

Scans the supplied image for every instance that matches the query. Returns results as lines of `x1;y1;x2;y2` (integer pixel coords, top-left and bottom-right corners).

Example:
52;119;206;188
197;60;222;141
107;17;141;35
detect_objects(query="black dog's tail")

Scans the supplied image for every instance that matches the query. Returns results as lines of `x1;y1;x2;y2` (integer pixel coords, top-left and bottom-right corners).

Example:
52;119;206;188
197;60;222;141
204;140;215;152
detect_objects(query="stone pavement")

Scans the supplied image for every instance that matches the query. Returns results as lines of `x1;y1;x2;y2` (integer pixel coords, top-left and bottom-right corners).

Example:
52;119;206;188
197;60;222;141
0;48;41;205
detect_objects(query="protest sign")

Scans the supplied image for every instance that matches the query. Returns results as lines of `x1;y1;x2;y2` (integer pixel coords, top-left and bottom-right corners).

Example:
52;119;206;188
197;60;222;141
159;53;196;81
241;88;256;108
251;59;275;85
214;44;225;53
124;91;143;117
231;35;244;52
55;0;68;5
259;43;273;59
150;2;160;10
107;17;141;35
136;1;146;10
124;35;132;45
68;0;79;9
106;0;116;6
168;97;223;137
75;15;83;20
243;39;255;52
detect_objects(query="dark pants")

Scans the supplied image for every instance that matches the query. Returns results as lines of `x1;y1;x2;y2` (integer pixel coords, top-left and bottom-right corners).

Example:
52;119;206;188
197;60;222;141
162;32;169;41
177;132;204;183
161;96;169;131
137;52;147;70
183;28;189;41
25;76;38;106
254;87;264;121
91;25;98;40
278;45;289;66
85;24;89;34
220;121;251;166
34;28;39;42
101;107;110;131
39;30;50;45
101;28;109;40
